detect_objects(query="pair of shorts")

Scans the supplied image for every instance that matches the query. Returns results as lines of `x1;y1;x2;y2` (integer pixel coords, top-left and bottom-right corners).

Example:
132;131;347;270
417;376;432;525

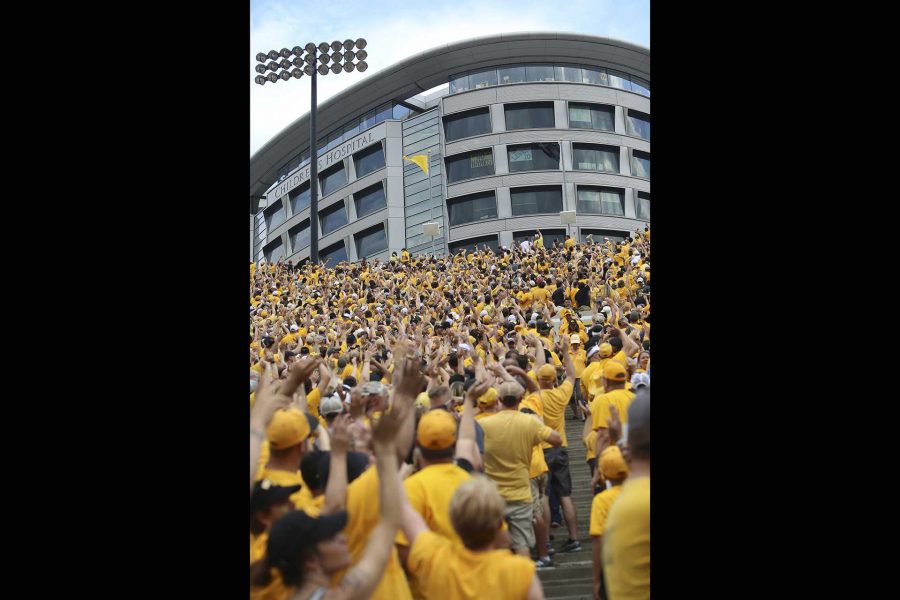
504;501;536;552
543;447;573;497
530;473;548;519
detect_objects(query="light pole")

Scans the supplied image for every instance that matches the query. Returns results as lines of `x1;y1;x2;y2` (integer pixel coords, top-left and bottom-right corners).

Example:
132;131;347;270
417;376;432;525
254;39;369;265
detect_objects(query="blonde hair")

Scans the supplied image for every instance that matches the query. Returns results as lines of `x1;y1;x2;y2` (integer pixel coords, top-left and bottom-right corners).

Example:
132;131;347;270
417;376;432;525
450;477;506;550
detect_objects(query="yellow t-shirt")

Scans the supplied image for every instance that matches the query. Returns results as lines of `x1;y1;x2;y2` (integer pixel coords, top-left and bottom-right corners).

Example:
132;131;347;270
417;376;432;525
591;388;636;431
565;238;575;249
584;430;598;461
307;388;322;419
395;463;471;547
602;477;650;600
580;360;603;399
530;287;550;304
534;235;544;250
479;410;553;503
589;485;623;536
536;381;574;448
331;467;413;600
408;529;535;600
570;348;587;377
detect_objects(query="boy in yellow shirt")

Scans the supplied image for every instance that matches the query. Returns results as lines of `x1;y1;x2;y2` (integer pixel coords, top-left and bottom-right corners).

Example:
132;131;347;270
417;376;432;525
591;446;629;600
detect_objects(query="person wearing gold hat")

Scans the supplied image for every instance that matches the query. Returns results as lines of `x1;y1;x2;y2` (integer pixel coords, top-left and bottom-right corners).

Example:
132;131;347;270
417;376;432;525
590;445;630;600
589;360;636;491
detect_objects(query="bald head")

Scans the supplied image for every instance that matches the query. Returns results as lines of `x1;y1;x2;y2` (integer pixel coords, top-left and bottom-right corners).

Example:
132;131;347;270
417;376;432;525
628;388;650;460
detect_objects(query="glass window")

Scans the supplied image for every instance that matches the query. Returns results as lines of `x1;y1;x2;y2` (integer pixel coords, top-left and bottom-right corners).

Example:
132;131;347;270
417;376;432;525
507;143;560;172
263;239;284;262
264;200;286;229
320;242;348;267
555;65;583;83
632;150;651;179
449;73;470;94
289;220;311;251
360;109;377;131
447;191;497;226
504;102;555;130
497;65;525;85
355;224;388;258
445;149;494;183
320;163;347;196
626;110;651;140
581;228;627;244
636;192;651;220
631;78;651;97
582;67;609;86
343;121;360;141
376;102;392;123
277;164;289;183
608;71;633;91
469;68;498;89
568;102;614;131
525;64;555;82
354;143;385;179
513;228;567;247
289;182;310;215
444;107;492;142
448;234;500;254
320;201;348;235
510;186;563;216
577;187;624;216
573;144;619;173
392;103;411;121
354;182;386;218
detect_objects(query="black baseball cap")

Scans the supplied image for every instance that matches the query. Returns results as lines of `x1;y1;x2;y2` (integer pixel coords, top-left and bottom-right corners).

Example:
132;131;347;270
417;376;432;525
536;320;551;332
267;509;349;568
250;479;302;515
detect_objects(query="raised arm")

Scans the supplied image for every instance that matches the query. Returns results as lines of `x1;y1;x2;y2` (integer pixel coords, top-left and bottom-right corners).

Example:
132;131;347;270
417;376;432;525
321;414;351;514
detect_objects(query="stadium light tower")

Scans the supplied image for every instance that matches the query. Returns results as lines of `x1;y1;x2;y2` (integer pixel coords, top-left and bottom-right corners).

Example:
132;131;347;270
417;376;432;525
253;39;369;265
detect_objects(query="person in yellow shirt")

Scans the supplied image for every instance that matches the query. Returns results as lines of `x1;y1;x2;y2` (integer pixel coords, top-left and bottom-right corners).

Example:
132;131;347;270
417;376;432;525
564;234;575;250
533;334;583;553
480;380;562;556
591;445;630;600
590;361;636;490
401;476;546;600
255;408;317;510
249;480;302;600
568;334;587;421
534;229;544;251
474;386;500;420
603;389;650;600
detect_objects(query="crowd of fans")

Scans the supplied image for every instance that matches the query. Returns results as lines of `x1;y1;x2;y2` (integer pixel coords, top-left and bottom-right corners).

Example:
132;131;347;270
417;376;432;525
249;227;651;600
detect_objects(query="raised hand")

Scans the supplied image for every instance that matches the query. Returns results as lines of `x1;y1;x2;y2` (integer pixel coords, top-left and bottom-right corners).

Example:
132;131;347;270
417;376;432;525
330;413;352;454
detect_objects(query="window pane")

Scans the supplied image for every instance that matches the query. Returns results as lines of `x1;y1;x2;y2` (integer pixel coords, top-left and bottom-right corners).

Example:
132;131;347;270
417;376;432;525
573;144;619;172
525;64;555;82
450;74;470;94
448;235;499;254
469;68;498;89
632;151;651;179
577;187;624;215
569;103;613;131
355;183;386;218
320;242;348;267
510;186;562;216
360;109;377;130
582;67;609;86
497;65;525;85
376;103;392;123
507;143;559;172
354;143;385;179
608;71;633;91
289;220;310;251
504;102;555;130
447;191;497;226
264;201;286;229
635;192;651;220
320;163;347;196
320;202;348;235
289;182;310;215
631;78;651;97
445;149;494;183
581;229;627;244
555;65;583;83
444;107;492;142
355;225;388;258
626;110;651;140
392;103;411;121
264;239;284;262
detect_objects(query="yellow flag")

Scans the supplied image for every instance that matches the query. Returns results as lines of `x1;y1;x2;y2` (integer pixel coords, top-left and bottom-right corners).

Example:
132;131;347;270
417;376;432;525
402;154;429;175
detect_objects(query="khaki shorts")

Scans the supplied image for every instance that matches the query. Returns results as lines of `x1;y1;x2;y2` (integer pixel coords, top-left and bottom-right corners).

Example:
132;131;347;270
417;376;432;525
504;501;536;552
530;473;548;519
